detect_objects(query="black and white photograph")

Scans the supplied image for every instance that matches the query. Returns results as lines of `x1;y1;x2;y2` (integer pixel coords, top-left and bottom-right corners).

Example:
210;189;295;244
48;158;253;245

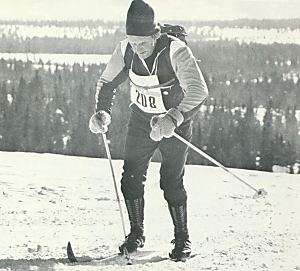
0;0;299;270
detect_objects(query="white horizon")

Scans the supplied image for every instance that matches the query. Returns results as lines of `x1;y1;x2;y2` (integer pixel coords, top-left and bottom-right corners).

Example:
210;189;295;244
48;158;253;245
0;0;299;22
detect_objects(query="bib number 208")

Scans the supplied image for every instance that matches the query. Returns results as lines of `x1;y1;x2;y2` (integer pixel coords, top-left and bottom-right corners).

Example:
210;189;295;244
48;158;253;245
136;90;156;108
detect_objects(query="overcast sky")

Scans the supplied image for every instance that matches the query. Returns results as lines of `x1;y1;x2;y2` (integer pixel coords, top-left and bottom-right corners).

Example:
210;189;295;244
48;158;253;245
0;0;299;21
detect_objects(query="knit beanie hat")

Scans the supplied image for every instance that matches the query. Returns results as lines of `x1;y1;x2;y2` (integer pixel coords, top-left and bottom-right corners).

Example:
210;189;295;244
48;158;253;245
126;0;158;36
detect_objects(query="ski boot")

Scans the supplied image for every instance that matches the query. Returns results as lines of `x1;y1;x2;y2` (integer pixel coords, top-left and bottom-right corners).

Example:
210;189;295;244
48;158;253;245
169;233;191;261
119;198;145;254
168;202;191;261
119;229;145;253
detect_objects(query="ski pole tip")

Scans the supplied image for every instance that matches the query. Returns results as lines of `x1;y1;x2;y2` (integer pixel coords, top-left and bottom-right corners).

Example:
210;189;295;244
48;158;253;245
253;188;268;199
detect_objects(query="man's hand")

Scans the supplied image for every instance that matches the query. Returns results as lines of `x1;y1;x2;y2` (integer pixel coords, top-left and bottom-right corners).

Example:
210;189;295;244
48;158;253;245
150;108;184;141
150;114;175;141
89;111;111;134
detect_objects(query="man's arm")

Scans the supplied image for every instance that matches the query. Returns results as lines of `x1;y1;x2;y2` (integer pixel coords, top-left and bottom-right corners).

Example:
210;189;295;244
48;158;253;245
170;39;209;121
95;41;129;114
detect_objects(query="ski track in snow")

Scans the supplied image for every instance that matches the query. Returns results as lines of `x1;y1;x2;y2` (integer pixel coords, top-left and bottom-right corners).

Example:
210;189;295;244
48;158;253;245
0;151;299;271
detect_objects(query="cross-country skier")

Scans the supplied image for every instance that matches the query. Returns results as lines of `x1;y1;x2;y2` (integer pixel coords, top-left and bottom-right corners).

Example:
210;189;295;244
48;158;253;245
89;0;208;261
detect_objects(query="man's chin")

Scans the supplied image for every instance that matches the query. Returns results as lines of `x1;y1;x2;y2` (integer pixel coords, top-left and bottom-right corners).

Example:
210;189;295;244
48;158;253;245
137;52;150;59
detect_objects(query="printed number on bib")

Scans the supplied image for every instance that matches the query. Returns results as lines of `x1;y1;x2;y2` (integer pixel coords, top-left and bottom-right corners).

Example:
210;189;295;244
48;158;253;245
136;90;157;109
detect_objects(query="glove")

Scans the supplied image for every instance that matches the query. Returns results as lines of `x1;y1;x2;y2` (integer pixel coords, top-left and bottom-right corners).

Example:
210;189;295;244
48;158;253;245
89;110;111;134
150;108;184;141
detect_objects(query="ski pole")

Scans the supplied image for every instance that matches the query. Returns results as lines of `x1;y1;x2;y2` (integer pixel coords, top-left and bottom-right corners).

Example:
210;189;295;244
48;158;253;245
173;133;267;198
101;133;127;238
66;133;132;264
101;133;132;264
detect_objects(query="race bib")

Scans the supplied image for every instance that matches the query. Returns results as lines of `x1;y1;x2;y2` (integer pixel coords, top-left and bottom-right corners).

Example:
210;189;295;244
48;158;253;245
130;84;167;114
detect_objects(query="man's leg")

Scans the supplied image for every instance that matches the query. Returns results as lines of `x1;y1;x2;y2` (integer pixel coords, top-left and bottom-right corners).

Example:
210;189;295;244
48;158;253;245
120;112;158;253
158;120;193;260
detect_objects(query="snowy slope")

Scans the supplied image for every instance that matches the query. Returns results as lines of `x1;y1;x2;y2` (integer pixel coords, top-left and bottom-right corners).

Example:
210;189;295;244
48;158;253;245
0;151;299;271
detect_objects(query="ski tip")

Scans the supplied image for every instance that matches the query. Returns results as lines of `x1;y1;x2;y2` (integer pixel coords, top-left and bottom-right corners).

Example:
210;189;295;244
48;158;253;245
67;241;78;263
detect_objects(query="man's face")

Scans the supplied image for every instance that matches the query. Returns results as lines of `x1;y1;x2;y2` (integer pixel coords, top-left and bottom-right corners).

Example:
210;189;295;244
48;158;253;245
127;35;156;59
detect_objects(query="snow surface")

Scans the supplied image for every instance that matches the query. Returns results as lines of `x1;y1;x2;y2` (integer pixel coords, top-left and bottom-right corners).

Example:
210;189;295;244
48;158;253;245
0;151;299;271
0;53;111;66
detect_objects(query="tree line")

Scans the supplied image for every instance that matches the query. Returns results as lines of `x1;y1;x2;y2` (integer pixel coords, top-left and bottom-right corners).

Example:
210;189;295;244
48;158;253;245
0;58;298;172
1;18;299;29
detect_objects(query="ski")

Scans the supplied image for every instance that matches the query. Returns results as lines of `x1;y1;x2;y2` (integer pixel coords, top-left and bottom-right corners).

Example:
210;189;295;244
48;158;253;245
67;242;78;263
67;242;197;265
67;242;132;265
170;253;197;262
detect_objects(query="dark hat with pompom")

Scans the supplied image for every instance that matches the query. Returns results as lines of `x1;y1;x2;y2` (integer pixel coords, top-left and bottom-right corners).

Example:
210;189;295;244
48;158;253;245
126;0;158;36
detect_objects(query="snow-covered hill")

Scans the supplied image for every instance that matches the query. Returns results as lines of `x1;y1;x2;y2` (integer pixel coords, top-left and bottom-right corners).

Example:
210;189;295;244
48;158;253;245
0;151;299;270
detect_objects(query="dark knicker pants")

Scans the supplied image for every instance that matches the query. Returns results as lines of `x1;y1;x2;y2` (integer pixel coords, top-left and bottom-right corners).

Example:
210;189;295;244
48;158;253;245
120;110;192;206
